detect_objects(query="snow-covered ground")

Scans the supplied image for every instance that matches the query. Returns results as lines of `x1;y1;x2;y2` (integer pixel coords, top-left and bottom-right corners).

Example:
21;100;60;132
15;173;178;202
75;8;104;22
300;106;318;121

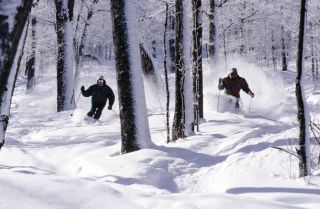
1;60;320;209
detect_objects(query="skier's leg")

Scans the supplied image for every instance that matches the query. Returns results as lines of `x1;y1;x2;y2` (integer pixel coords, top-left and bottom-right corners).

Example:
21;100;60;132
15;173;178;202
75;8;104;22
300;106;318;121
235;98;240;108
93;102;106;119
87;101;98;117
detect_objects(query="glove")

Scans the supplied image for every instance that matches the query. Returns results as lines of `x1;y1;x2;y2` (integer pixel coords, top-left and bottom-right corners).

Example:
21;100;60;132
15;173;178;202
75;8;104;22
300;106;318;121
108;106;112;110
249;91;254;98
81;86;85;91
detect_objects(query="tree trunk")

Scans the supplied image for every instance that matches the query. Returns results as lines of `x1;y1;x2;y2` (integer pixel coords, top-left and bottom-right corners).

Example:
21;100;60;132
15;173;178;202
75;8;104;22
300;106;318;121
296;0;310;177
316;58;319;81
163;3;170;143
281;26;288;71
310;23;315;81
271;30;277;70
192;0;203;131
172;0;185;141
152;40;156;58
0;0;32;149
168;10;176;73
311;39;315;81
26;16;37;93
110;0;152;153
55;0;75;112
139;44;155;76
239;19;246;56
208;0;218;64
74;0;98;90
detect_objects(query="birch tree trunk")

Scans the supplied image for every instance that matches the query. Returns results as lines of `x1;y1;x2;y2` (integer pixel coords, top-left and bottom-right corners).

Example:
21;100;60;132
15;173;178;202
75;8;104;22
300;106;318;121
296;0;311;177
183;0;194;136
55;0;75;112
0;0;32;149
110;0;152;153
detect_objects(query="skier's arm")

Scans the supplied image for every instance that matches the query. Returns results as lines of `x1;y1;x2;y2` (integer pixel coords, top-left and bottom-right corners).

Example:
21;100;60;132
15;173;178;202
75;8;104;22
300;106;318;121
81;86;93;97
241;79;254;97
107;86;115;107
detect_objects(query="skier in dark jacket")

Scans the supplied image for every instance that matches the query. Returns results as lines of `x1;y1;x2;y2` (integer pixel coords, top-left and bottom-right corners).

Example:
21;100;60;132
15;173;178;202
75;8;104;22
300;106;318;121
81;76;115;120
218;68;254;108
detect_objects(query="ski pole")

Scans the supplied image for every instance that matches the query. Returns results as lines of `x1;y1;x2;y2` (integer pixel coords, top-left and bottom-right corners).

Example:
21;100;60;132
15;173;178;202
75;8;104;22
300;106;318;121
70;92;81;116
217;90;221;112
248;97;253;112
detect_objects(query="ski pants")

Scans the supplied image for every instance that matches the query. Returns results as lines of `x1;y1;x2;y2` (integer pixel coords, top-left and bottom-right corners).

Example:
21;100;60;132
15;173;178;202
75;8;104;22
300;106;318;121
87;101;106;119
227;95;240;108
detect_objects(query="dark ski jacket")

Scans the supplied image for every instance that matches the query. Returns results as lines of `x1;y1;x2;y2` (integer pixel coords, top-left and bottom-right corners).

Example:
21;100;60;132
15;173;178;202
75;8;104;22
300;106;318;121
219;75;252;98
82;80;115;106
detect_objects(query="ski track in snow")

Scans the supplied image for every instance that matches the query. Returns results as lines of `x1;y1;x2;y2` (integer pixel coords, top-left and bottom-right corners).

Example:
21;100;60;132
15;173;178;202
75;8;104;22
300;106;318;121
1;64;320;209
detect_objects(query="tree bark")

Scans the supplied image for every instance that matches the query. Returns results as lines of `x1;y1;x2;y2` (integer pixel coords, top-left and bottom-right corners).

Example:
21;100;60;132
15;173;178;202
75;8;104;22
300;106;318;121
296;0;310;177
26;16;37;93
208;0;218;64
111;0;152;153
192;0;203;131
163;3;170;143
172;0;185;141
310;23;315;81
139;43;155;76
281;26;288;71
271;30;277;70
168;9;176;73
0;0;32;149
55;0;75;112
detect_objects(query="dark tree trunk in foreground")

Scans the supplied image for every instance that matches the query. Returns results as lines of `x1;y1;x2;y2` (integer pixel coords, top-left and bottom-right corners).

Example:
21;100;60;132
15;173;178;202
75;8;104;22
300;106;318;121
25;16;37;93
192;0;203;131
296;0;310;177
111;0;152;153
163;3;170;143
0;0;32;149
55;0;75;112
172;0;185;141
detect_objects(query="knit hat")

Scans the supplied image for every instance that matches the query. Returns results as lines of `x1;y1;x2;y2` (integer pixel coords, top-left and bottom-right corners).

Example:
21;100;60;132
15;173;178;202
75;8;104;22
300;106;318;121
230;68;238;77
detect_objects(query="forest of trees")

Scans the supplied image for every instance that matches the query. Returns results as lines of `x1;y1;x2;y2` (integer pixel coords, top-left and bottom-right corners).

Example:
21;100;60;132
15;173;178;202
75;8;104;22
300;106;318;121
1;0;320;177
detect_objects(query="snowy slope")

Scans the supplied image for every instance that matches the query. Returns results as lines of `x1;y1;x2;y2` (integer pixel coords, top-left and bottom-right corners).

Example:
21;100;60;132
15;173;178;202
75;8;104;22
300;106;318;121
0;62;320;209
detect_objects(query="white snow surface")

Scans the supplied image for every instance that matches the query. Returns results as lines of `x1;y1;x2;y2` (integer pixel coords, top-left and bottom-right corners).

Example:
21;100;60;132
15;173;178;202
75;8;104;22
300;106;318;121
1;61;320;209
